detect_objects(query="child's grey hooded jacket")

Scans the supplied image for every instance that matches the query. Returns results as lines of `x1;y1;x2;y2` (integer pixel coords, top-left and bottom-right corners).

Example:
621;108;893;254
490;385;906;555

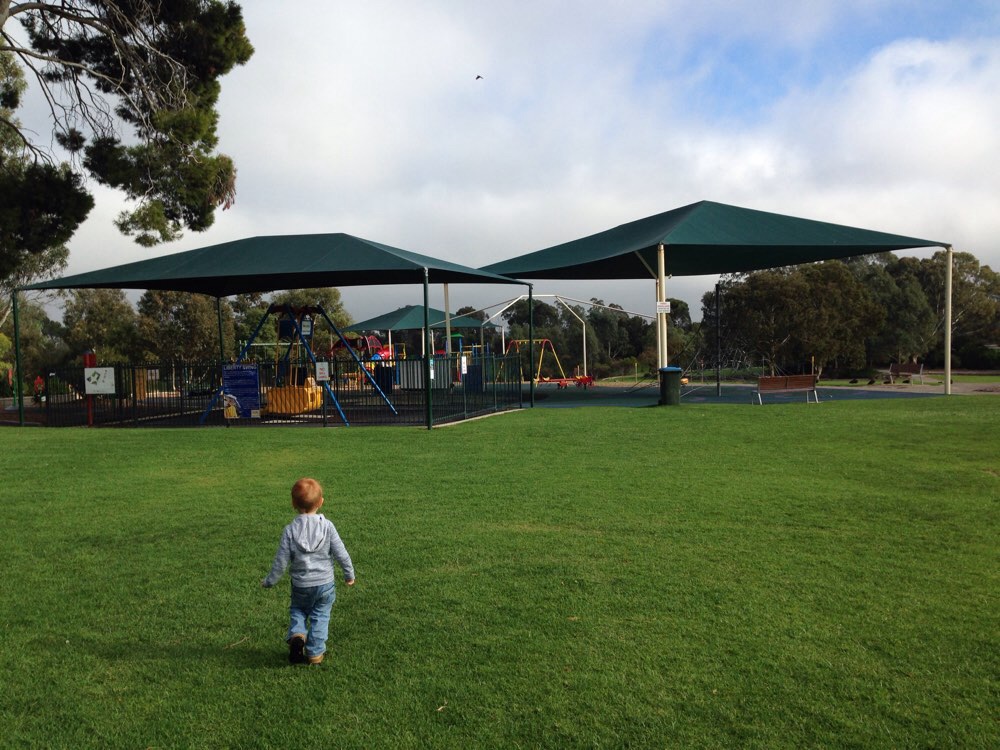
262;513;354;588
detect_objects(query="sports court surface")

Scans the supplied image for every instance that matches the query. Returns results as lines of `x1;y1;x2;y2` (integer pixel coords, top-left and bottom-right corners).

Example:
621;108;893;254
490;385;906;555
529;382;942;408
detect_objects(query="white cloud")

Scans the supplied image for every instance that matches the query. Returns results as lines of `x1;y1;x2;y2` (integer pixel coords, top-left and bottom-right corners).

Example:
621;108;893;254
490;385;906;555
45;0;1000;325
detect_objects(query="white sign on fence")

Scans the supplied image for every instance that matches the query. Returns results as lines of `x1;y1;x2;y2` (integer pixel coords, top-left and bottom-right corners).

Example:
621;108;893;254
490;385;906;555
84;367;116;395
315;362;330;382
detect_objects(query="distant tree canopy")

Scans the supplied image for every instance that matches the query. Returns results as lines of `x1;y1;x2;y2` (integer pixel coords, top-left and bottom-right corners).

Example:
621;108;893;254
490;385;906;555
62;288;137;362
37;287;353;368
455;305;486;322
0;0;253;289
136;290;234;362
701;254;1000;375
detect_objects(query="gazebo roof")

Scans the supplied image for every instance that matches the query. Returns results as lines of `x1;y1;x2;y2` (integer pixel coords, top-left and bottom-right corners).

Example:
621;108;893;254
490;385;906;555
482;200;947;279
23;233;525;297
346;305;496;332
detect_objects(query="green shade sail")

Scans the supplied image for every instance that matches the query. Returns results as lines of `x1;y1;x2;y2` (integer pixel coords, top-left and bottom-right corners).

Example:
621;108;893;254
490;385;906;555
22;233;524;296
345;305;496;332
481;200;948;279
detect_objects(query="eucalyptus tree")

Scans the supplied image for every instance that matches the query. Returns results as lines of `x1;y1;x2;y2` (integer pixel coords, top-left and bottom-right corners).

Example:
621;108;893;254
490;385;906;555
0;297;65;378
62;287;137;363
909;251;1000;367
586;300;630;362
136;290;234;362
719;270;810;375
853;256;935;365
796;261;882;376
0;0;253;255
0;50;84;325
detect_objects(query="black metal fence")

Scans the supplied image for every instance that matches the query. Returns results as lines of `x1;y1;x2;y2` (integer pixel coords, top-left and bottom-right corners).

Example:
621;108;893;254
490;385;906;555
41;355;523;428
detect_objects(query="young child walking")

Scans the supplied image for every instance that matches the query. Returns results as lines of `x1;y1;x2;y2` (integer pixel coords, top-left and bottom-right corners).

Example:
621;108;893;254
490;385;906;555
262;477;355;665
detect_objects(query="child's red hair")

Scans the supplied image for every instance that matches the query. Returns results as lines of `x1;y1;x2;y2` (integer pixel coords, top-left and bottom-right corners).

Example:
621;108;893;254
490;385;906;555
291;477;323;512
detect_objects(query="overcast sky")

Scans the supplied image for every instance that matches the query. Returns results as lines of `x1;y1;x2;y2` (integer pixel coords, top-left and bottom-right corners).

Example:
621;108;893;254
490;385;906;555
45;0;1000;323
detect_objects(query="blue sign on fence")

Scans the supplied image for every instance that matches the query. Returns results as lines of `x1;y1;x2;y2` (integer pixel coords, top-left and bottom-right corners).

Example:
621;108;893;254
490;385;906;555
222;364;261;419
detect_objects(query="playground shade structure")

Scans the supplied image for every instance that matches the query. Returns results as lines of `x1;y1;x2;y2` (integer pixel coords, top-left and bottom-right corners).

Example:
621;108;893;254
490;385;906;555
22;233;523;296
15;234;526;428
345;305;497;333
481;200;946;279
482;199;951;381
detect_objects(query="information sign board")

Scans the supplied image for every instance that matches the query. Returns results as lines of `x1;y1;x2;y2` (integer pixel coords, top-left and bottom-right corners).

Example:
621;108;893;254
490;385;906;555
222;364;261;419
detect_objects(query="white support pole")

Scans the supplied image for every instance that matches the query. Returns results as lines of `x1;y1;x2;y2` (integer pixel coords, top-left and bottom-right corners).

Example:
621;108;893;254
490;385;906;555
657;243;668;367
944;246;953;396
443;283;452;358
655;279;663;368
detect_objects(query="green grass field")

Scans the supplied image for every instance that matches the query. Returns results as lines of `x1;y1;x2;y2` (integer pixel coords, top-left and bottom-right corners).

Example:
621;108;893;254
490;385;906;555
2;398;998;748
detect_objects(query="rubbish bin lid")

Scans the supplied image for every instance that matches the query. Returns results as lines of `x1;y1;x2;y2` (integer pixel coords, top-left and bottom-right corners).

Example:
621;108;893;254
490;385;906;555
658;366;683;372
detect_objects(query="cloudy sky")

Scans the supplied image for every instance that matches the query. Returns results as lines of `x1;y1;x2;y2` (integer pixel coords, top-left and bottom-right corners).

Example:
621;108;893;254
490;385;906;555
48;0;1000;322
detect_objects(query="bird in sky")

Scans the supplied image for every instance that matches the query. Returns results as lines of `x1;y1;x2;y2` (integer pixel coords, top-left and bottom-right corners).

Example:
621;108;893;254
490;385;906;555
475;75;483;80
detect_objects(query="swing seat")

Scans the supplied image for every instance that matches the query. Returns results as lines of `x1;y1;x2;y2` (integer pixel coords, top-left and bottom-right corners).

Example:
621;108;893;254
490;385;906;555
263;382;323;415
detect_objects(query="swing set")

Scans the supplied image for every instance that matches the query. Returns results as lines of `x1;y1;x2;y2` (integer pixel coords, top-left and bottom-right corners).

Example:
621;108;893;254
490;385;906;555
502;339;593;388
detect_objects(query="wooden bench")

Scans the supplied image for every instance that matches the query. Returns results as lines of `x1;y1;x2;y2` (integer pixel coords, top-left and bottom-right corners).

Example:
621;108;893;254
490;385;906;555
753;374;819;404
888;362;924;384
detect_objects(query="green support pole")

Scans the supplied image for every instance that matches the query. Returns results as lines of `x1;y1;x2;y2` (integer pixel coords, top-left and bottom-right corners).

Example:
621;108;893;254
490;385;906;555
217;296;226;361
716;282;722;397
12;290;24;426
216;295;227;426
423;268;433;429
528;285;534;408
944;246;953;395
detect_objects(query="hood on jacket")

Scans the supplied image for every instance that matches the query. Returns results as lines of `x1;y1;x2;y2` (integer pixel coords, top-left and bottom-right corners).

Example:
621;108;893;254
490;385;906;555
289;514;329;553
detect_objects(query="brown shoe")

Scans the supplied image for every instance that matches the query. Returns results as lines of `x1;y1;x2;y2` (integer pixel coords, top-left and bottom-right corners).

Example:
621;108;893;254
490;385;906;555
307;652;325;665
288;634;306;664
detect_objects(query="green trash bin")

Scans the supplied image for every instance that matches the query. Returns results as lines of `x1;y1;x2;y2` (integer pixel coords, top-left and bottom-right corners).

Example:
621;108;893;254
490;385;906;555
658;366;682;406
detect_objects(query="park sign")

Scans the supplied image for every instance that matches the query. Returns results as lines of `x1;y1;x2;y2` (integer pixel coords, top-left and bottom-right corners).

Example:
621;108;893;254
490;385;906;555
84;367;115;395
222;364;261;419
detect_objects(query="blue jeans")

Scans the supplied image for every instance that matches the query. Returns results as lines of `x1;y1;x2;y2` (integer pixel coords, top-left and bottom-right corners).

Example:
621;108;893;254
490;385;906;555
287;582;335;657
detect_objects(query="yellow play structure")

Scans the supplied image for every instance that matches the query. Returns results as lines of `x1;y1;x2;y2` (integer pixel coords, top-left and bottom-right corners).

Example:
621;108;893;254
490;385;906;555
262;308;323;416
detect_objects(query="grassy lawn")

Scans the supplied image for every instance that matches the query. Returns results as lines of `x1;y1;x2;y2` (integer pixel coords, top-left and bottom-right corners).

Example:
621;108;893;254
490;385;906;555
949;373;1000;384
1;398;997;748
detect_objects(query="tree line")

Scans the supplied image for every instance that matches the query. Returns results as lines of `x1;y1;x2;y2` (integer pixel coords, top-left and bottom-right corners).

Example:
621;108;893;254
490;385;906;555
702;251;998;377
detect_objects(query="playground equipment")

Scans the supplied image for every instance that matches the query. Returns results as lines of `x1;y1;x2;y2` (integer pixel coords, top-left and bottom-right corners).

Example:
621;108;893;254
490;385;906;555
264;308;323;415
503;339;593;388
329;333;394;361
199;304;397;426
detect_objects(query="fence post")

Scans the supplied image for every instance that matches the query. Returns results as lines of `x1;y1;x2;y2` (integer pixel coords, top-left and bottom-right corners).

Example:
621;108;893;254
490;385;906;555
423;268;433;429
12;290;24;426
179;363;186;421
